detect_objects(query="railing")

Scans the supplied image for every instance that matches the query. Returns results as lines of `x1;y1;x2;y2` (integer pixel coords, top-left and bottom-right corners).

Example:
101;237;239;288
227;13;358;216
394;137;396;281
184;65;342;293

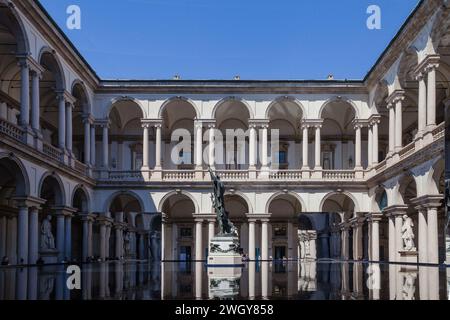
0;118;23;141
108;170;145;181
399;141;415;160
43;142;62;162
374;159;387;173
269;170;302;180
432;122;444;141
215;170;249;181
162;170;195;181
74;160;88;174
323;170;356;180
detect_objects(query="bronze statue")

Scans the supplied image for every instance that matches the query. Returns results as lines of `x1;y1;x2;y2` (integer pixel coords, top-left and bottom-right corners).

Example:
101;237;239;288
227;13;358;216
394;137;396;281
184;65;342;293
208;167;237;236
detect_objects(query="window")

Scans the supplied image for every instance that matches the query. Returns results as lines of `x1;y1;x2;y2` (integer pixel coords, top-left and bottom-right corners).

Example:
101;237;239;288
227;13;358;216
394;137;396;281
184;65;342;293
180;227;192;238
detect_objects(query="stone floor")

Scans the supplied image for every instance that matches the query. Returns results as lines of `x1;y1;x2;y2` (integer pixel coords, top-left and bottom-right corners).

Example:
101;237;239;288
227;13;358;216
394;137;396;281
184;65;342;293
0;260;448;300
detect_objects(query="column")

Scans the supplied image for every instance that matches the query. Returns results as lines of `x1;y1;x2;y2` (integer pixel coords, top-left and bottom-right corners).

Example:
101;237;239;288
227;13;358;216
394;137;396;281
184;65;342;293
261;124;269;170
367;125;373;168
354;124;362;169
83;116;91;165
371;215;381;261
115;226;122;259
208;220;215;255
427;206;439;264
426;63;438;129
302;125;309;169
372;119;379;165
101;122;109;168
249;124;256;168
65;214;72;261
142;123;149;169
66;102;73;154
57;93;66;150
287;221;293;259
18;58;30;127
394;96;404;151
90;125;96;167
195;220;203;261
82;217;89;262
261;219;268;261
248;220;256;260
388;215;396;262
418;207;428;263
417;73;427;135
56;212;65;262
88;219;93;258
30;70;41;132
161;216;166;261
394;213;403;262
0;215;6;261
388;104;395;155
17;205;29;264
195;122;203;169
314;124;321;169
28;207;39;264
208;124;216;168
341;226;349;259
105;224;111;259
99;223;106;260
155;123;162;169
171;223;178;260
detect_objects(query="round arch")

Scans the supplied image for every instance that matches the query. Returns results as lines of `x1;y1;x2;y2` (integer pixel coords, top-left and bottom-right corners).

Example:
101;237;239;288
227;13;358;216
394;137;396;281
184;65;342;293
158;96;200;119
318;96;360;119
71;79;92;114
212;96;254;119
265;191;306;214
38;172;66;206
71;184;91;212
0;1;30;53
426;158;445;195
106;96;146;119
103;190;145;214
223;191;254;214
157;190;199;214
319;191;360;214
265;96;306;119
0;153;30;196
38;46;66;91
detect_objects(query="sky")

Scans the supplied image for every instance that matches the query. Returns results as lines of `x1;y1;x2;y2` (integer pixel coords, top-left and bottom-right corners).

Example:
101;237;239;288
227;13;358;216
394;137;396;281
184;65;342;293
38;0;420;80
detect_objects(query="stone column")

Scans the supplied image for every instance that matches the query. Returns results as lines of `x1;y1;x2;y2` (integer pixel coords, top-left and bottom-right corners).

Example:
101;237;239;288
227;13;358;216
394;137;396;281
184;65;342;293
18;58;30;127
417;206;428;264
142;122;149;169
56;92;66;150
299;124;308;170
388;214;396;262
394;93;405;152
101;122;109;169
341;225;349;260
287;221;293;259
423;197;442;264
66;102;73;154
88;219;93;258
370;213;382;261
105;223;112;260
208;220;215;255
30;70;41;133
394;213;404;262
354;123;362;169
90;124;96;168
261;219;269;261
314;124;322;169
154;123;162;169
161;215;166;261
99;222;106;261
195;122;203;169
195;219;203;261
387;103;395;156
55;210;66;262
171;223;178;260
0;215;7;261
83;116;91;166
6;215;17;264
261;124;269;170
426;60;439;129
371;118;380;166
65;214;72;261
367;124;373;168
417;72;427;136
82;216;89;262
17;204;29;264
115;225;122;259
248;220;256;260
208;124;216;168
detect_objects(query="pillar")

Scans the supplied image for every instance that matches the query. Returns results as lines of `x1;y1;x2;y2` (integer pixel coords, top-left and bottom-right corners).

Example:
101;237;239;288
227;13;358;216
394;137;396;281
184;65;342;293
354;124;362;169
17;205;29;264
417;73;427;135
90;125;96;167
261;125;268;170
387;104;395;155
56;212;65;262
394;96;404;151
426;64;437;128
427;206;439;264
249;125;256;169
261;219;268;261
28;207;39;264
83;117;91;165
302;125;309;169
208;220;215;255
57;93;66;150
64;214;72;261
388;215;396;262
367;125;373;168
142;123;149;169
287;222;294;259
88;219;93;258
30;70;41;132
19;58;30;127
248;220;256;260
394;214;403;262
99;223;106;261
101;123;109;168
195;122;203;169
115;226;122;259
195;220;203;261
155;123;162;169
341;226;349;259
372;119;379;165
371;215;381;261
418;207;428;264
66;103;73;153
314;124;321;169
171;223;178;260
82;218;89;262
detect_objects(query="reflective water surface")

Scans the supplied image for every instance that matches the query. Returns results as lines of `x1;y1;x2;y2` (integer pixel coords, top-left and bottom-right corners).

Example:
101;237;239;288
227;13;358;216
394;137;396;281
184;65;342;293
0;261;449;300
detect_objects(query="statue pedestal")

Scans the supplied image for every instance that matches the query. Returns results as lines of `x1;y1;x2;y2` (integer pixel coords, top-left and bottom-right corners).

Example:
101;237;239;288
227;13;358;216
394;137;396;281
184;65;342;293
208;235;243;266
399;250;418;264
39;249;58;264
208;266;242;299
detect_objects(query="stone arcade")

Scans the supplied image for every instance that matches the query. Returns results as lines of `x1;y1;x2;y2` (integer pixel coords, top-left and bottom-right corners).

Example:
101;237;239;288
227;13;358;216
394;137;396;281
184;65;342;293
0;0;448;292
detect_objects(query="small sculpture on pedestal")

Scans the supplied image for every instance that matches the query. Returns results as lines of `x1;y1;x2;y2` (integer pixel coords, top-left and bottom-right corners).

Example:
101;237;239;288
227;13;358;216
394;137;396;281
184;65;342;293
402;215;416;251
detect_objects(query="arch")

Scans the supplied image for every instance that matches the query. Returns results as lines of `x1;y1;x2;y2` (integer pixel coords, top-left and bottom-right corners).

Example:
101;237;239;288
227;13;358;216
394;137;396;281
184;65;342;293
0;1;30;53
318;96;360;119
158;96;200;119
265;191;306;214
265;96;306;119
71;184;91;212
106;96;146;119
427;158;445;195
38;172;66;206
71;79;92;114
157;190;199;214
38;46;66;91
212;96;254;119
0;152;30;196
223;191;254;214
103;190;145;214
319;191;360;214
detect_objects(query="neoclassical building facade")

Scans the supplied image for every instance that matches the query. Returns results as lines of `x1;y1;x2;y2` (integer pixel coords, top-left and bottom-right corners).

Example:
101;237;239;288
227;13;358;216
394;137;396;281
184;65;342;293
0;0;448;269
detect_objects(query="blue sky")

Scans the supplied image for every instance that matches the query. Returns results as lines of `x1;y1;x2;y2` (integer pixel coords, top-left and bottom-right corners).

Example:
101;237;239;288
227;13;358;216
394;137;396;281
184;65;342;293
38;0;420;80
